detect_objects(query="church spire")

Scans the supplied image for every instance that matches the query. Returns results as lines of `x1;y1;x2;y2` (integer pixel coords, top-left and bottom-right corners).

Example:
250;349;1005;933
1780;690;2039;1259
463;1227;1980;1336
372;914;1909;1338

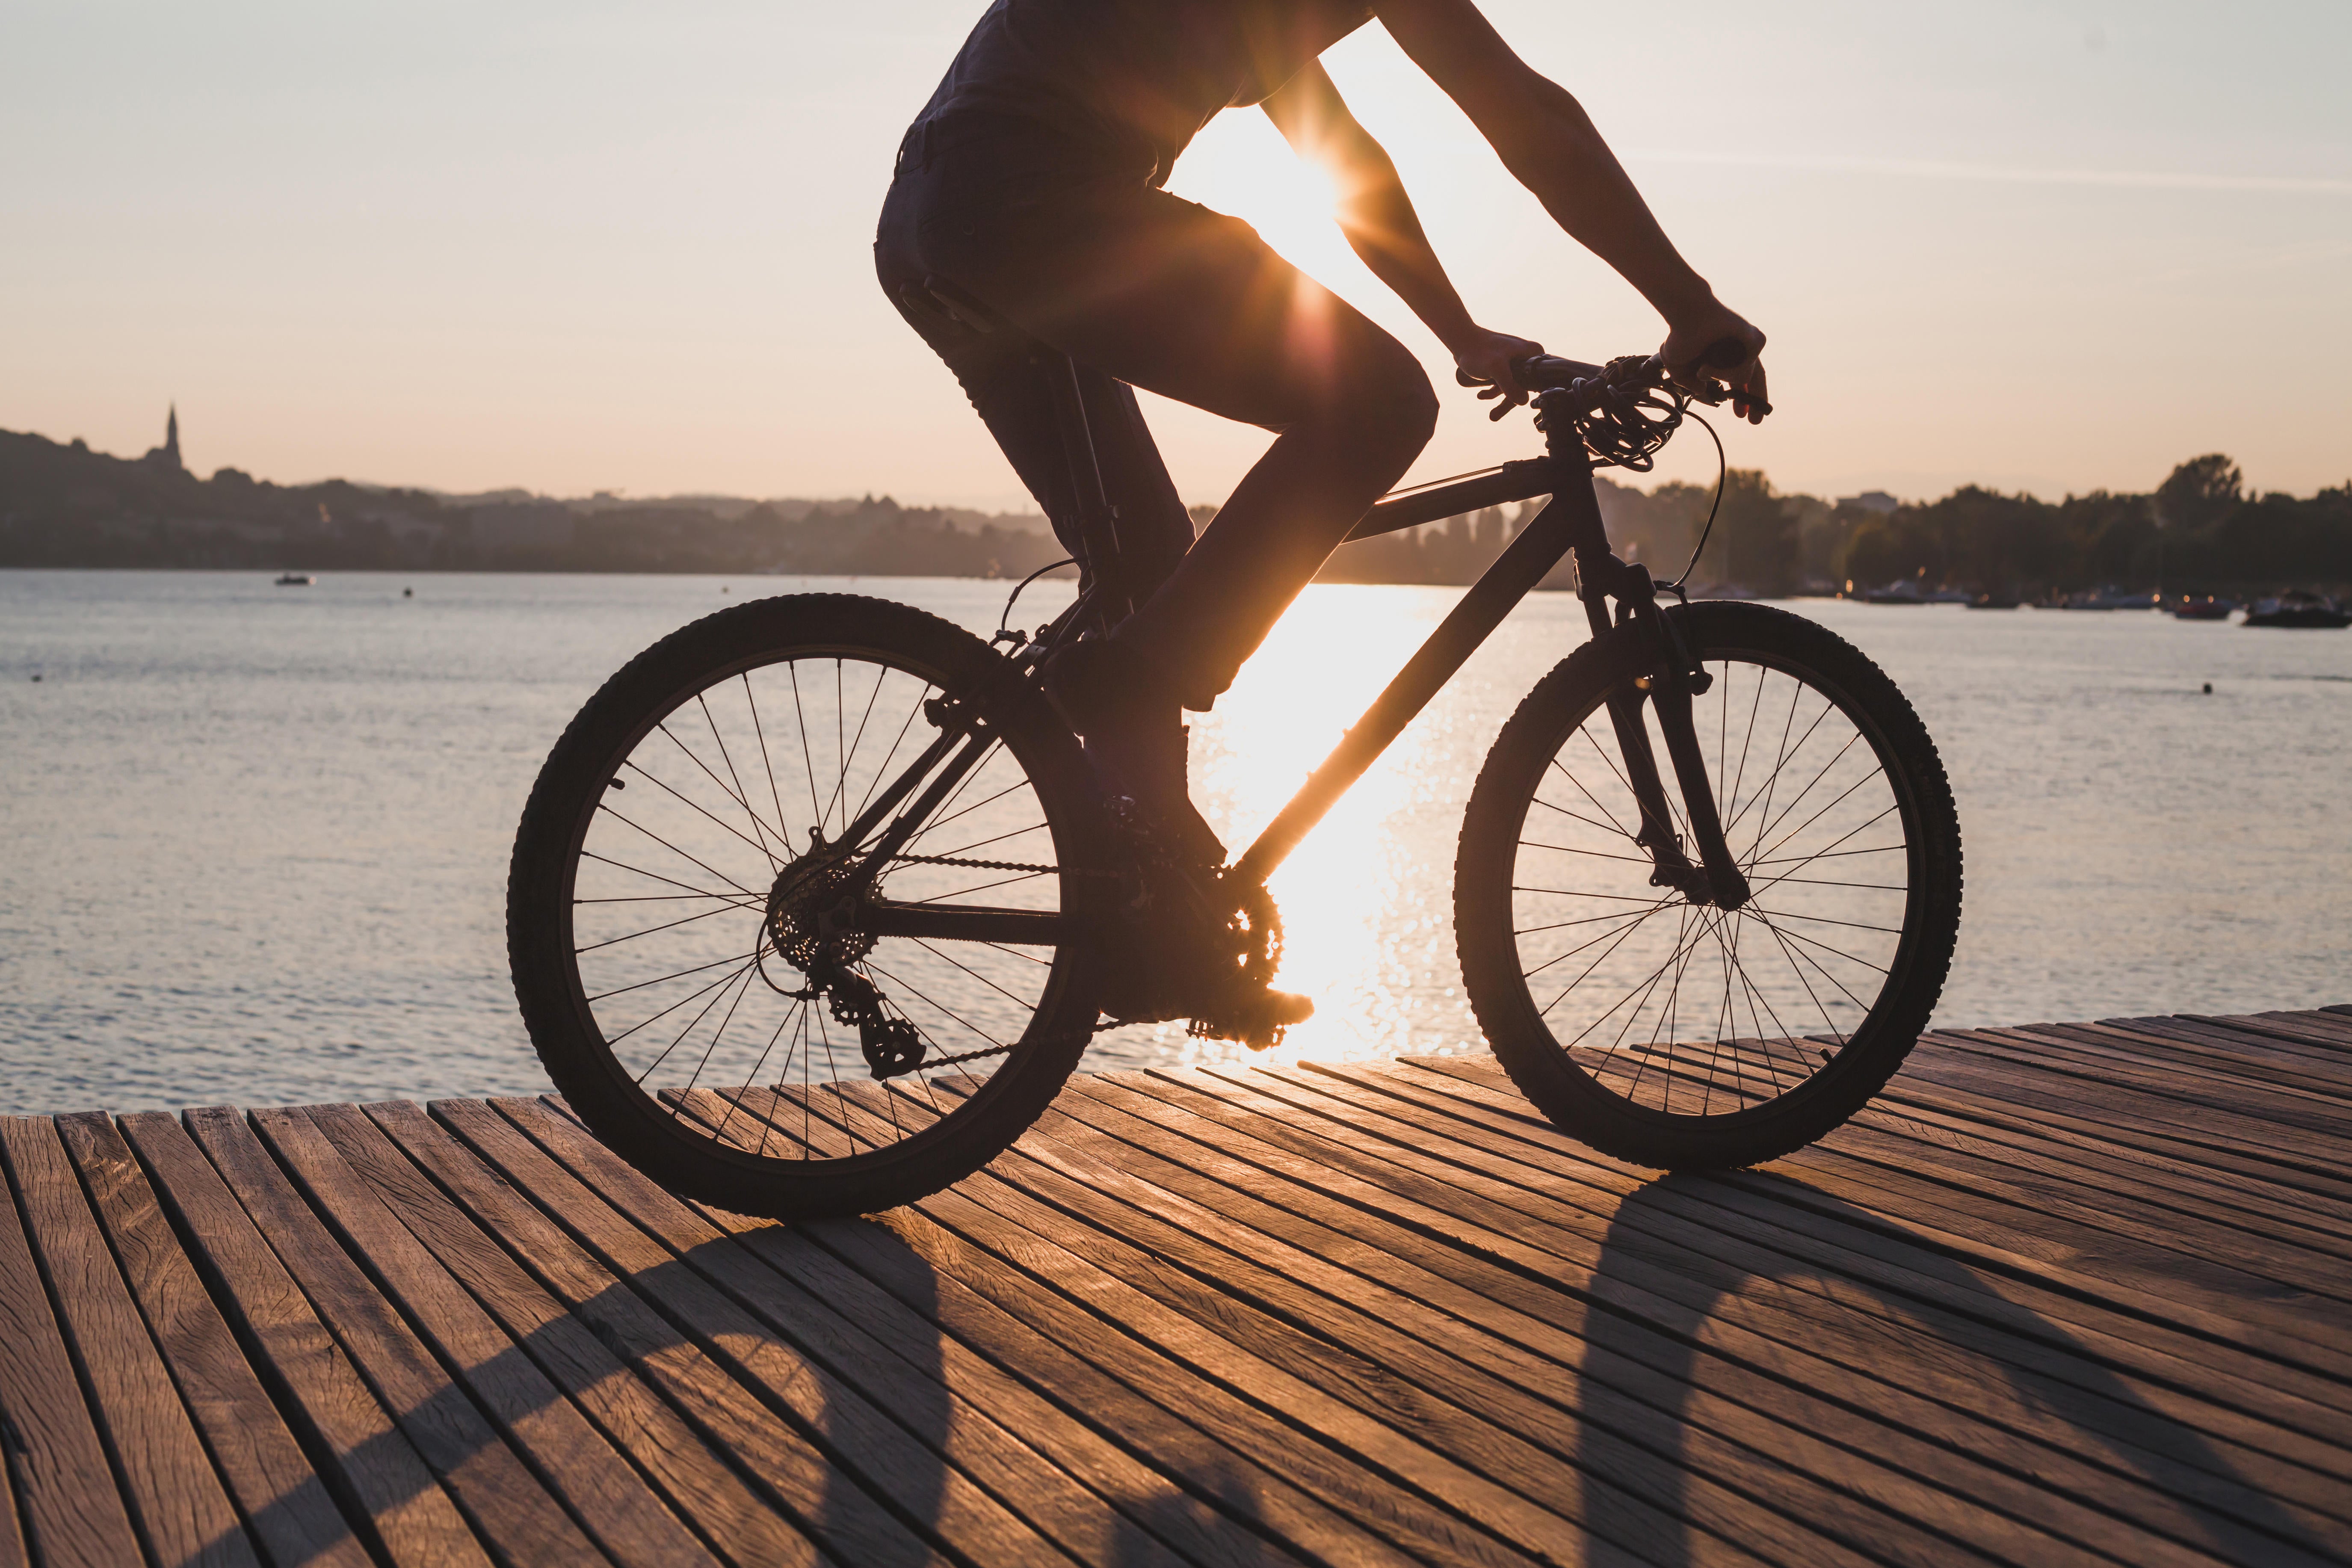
163;403;181;469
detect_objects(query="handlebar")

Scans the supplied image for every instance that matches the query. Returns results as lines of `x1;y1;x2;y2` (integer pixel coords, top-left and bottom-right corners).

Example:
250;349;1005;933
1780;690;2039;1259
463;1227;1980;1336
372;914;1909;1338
1464;337;1769;418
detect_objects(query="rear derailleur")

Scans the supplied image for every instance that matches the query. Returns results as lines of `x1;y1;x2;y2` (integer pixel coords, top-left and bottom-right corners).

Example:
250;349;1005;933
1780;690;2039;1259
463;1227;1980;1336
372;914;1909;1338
759;834;925;1080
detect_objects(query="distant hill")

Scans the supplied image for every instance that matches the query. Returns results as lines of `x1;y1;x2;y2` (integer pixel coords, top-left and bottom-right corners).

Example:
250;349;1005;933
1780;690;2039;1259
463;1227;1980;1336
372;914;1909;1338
6;422;2343;598
0;426;1069;579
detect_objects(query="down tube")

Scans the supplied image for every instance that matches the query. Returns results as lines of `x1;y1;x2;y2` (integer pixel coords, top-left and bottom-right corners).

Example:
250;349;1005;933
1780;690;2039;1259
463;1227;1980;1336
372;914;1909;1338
1230;484;1597;888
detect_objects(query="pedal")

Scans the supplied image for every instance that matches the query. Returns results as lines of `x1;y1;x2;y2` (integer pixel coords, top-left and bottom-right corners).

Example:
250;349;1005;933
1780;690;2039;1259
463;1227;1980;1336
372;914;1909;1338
1186;982;1314;1052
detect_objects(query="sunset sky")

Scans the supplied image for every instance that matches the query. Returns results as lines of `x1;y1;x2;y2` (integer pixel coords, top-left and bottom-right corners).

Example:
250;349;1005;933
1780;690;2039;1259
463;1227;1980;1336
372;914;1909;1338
6;0;2346;509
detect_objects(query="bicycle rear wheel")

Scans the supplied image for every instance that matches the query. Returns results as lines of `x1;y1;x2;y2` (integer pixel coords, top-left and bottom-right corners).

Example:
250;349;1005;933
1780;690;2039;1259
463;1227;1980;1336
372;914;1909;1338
508;593;1110;1218
1455;601;1961;1168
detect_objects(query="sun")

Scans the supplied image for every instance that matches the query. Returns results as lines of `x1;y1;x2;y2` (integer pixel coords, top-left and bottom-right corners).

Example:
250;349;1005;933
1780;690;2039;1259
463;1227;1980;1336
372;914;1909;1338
1164;113;1366;290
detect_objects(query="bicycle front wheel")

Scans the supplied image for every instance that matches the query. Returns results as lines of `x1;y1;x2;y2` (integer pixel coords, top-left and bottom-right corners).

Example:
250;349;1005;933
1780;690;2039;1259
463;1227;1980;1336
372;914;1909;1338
509;593;1111;1219
1456;601;1961;1169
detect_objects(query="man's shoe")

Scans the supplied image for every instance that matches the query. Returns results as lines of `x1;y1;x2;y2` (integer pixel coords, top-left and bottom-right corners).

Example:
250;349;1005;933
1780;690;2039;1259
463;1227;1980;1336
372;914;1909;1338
1189;982;1315;1051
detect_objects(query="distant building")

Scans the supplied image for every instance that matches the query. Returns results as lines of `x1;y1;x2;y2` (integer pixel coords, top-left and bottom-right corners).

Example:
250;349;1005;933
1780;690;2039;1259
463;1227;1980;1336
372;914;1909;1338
1837;490;1899;515
142;404;184;472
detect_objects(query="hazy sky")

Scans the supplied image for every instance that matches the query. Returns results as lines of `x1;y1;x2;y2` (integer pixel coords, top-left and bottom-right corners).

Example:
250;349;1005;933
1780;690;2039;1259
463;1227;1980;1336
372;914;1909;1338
6;1;2346;508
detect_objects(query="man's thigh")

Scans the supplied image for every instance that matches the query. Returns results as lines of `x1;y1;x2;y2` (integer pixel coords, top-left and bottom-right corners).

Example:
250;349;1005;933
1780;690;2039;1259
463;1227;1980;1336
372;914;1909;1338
918;176;1411;433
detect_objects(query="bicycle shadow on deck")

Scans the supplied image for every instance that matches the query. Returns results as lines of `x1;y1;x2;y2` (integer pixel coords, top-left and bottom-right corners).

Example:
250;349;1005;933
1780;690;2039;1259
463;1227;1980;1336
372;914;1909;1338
1571;1172;2342;1568
117;1098;1265;1568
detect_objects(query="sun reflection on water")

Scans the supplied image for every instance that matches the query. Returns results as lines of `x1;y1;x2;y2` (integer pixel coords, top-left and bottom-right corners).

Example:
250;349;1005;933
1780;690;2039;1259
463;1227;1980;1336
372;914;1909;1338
1177;585;1468;1071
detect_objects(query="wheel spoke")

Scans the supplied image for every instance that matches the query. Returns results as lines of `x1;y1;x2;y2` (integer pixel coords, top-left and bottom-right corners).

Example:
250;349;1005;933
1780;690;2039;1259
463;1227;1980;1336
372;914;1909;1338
536;622;1079;1185
1494;630;1942;1132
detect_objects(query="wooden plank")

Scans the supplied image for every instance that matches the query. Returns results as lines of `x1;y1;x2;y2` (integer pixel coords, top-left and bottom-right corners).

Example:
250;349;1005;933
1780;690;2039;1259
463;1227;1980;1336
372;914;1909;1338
351;1103;844;1568
1895;1045;2352;1198
1405;1056;2352;1445
1142;1056;2352;1520
181;1105;598;1568
666;1090;1540;1568
2071;1021;2352;1102
1775;1113;2352;1313
965;1080;2195;1568
308;1102;820;1568
1073;1067;2350;1566
1904;1037;2352;1182
2189;1013;2352;1060
0;1124;145;1568
421;1098;991;1568
796;1081;1932;1568
53;1112;371;1568
426;1099;1281;1568
873;1094;1861;1568
1255;1061;2352;1551
1947;1030;2349;1139
1866;1074;2352;1236
0;1115;260;1568
2109;1013;2352;1074
118;1110;491;1568
252;1106;713;1568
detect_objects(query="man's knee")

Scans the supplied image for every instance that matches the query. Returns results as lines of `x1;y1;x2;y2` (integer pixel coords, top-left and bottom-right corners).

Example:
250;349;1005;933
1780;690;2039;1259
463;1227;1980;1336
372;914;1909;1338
1346;347;1438;471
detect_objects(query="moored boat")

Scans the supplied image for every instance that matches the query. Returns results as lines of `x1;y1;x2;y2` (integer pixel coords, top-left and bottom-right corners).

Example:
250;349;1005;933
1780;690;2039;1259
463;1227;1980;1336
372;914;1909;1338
2169;595;2237;621
2062;584;2161;610
274;571;314;586
2243;592;2350;629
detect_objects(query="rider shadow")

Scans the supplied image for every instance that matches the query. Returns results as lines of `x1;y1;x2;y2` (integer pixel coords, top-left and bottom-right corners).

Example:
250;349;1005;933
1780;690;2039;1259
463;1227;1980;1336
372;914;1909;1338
741;1211;1282;1566
1568;1172;2336;1568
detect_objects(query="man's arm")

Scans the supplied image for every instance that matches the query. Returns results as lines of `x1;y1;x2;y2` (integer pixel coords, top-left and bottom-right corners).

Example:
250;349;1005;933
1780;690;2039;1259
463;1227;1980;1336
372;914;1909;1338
1370;0;1767;419
1261;63;1540;399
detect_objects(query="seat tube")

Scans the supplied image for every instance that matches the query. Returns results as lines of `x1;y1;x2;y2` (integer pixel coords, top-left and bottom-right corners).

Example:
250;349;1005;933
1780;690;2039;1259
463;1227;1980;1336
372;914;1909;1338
1039;351;1134;623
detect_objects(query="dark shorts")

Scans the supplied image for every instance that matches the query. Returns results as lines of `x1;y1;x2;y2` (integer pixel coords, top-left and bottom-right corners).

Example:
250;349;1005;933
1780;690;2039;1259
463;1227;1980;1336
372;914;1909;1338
875;111;1436;704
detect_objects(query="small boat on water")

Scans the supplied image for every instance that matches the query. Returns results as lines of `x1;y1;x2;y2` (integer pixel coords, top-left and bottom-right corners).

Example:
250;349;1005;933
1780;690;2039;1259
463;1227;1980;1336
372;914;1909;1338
1968;590;2021;610
2061;584;2161;610
2243;592;2350;629
275;571;314;586
1861;578;1969;606
2170;595;2237;621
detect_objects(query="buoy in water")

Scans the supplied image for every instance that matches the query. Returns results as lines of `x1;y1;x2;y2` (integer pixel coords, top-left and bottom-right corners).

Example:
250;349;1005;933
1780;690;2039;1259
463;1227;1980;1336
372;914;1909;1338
2202;682;2213;694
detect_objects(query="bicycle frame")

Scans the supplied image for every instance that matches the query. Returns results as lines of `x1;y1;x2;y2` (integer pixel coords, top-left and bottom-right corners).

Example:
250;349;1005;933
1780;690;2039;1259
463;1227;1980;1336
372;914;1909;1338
848;354;1755;949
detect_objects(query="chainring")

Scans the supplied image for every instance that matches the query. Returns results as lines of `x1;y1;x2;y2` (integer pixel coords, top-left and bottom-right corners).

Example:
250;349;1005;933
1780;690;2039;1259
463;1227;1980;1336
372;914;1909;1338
1186;882;1290;1050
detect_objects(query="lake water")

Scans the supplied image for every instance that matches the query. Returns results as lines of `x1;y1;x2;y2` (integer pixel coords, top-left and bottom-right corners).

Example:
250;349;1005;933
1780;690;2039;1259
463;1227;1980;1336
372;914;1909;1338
3;569;2346;1114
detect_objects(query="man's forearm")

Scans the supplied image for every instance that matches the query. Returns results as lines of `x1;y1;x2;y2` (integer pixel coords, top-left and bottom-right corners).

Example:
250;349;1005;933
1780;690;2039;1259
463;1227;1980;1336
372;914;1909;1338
1337;174;1477;350
1484;73;1715;322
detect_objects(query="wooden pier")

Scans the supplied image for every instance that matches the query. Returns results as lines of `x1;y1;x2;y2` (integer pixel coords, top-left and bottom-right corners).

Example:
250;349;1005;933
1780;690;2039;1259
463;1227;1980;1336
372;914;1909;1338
3;1008;2349;1567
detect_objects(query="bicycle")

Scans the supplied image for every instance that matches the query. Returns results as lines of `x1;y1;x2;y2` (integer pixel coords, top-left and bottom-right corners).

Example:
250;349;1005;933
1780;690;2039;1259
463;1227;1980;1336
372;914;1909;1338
508;338;1962;1218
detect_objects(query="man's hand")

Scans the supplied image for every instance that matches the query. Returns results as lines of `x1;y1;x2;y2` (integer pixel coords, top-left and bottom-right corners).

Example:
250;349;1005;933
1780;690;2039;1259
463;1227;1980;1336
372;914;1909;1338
1451;327;1547;419
1661;302;1769;423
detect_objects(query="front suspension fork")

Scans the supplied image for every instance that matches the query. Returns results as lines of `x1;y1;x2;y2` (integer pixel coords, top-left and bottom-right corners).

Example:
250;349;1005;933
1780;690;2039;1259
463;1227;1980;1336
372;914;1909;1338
1580;565;1752;911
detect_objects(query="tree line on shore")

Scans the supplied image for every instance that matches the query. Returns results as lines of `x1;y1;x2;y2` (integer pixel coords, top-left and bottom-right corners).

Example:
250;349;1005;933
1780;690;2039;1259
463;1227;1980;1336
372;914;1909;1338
3;424;2344;597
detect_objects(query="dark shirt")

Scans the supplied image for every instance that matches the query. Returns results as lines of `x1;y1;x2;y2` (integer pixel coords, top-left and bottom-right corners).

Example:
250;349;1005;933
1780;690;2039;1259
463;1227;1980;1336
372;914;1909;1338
911;0;1371;183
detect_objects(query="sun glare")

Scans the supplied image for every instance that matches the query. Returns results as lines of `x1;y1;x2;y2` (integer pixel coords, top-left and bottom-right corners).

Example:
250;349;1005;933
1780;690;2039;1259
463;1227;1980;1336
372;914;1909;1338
1165;117;1361;287
1177;585;1461;1071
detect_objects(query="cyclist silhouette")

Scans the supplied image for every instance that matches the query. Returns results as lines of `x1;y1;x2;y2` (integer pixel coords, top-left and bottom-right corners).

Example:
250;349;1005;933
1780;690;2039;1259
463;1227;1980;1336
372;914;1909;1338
878;0;1767;1028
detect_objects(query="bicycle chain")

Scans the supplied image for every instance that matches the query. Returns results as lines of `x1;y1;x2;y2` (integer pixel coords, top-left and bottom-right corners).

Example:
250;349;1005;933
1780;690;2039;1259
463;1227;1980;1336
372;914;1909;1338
887;851;1118;879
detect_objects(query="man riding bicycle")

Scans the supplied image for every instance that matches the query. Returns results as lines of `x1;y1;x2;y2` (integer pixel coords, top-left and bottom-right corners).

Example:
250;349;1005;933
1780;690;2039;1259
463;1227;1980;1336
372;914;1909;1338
877;0;1768;1033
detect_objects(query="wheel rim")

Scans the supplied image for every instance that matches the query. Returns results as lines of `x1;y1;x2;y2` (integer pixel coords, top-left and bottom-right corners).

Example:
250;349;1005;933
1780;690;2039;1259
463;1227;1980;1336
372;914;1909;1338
1507;644;1922;1122
555;646;1079;1166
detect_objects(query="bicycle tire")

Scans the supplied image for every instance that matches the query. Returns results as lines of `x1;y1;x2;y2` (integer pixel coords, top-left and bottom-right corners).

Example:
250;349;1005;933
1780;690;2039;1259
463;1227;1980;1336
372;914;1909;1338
508;593;1112;1218
1455;601;1961;1168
